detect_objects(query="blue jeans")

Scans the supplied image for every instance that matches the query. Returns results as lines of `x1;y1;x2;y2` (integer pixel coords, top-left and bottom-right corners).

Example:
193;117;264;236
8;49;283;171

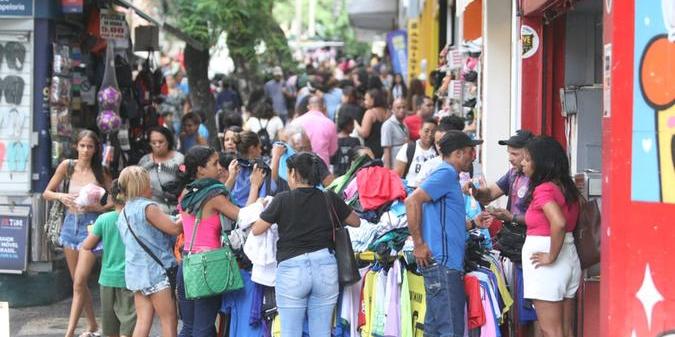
275;248;338;337
420;263;466;337
177;264;222;337
59;212;99;249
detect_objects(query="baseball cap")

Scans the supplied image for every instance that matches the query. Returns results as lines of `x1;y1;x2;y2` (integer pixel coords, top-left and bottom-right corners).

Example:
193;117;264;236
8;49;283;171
498;129;534;148
272;66;283;76
439;130;483;156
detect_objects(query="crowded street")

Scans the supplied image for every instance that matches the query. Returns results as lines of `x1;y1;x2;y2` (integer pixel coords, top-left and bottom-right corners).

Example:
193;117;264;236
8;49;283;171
0;0;673;337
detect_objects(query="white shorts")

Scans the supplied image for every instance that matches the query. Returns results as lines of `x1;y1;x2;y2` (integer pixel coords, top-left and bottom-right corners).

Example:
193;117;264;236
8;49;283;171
522;233;581;301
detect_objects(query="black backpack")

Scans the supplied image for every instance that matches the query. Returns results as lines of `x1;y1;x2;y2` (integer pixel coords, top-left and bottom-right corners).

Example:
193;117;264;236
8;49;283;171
257;119;272;156
403;141;438;177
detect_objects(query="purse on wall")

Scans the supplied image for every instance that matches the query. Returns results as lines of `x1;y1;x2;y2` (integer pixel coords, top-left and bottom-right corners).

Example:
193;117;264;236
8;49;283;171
44;160;74;247
574;197;601;269
182;211;243;299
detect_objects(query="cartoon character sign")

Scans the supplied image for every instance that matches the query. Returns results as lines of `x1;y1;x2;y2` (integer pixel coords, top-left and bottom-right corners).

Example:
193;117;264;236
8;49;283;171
632;0;675;203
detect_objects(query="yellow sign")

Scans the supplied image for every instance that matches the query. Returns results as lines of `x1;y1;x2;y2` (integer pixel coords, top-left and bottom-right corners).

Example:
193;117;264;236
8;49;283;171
407;18;420;84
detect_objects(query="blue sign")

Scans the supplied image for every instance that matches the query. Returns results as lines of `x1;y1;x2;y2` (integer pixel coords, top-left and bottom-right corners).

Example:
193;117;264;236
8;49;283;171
0;0;33;17
0;206;31;273
386;30;409;83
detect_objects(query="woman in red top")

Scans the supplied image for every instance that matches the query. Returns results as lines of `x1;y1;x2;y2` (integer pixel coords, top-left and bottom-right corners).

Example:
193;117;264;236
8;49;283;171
521;136;581;337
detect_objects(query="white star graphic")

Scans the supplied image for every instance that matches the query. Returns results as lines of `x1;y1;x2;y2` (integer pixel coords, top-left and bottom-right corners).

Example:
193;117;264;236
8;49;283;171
636;264;663;330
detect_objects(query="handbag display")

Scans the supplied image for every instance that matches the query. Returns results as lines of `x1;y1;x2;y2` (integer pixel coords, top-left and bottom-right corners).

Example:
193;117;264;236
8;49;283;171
573;197;601;269
324;192;361;286
44;160;74;247
182;211;243;300
123;209;178;295
494;220;526;263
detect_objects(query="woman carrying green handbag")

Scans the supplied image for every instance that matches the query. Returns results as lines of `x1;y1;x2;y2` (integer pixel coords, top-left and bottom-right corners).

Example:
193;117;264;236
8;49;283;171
176;145;265;337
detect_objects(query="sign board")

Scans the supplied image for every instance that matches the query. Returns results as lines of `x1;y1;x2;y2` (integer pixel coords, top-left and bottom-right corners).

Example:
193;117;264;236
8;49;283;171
603;43;612;118
0;0;32;17
521;25;540;59
386;30;408;84
61;0;83;14
407;19;421;83
100;10;128;40
0;205;31;274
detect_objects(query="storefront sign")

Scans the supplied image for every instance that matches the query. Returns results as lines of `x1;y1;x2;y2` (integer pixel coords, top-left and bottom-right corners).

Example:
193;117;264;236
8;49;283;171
521;25;540;59
386;30;408;83
407;19;421;83
0;0;33;17
61;0;83;14
100;10;128;40
0;206;30;274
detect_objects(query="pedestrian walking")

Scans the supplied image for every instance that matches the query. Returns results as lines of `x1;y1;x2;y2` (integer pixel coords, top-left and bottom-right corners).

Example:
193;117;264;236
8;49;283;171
138;126;185;214
355;88;387;158
380;97;409;169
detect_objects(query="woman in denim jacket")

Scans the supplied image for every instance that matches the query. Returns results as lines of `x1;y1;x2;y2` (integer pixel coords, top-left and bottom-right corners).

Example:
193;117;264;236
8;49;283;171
117;166;182;337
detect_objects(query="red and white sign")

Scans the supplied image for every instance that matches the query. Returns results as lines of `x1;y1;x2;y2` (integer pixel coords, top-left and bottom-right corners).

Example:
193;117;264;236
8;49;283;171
100;10;127;40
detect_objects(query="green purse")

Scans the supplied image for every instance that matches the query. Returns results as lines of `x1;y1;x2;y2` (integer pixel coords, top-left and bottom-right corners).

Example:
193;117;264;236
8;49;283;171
183;212;243;300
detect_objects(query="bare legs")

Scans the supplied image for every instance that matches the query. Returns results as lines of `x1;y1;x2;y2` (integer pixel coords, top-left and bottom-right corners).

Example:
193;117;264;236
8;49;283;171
532;298;576;337
132;288;177;337
64;248;98;337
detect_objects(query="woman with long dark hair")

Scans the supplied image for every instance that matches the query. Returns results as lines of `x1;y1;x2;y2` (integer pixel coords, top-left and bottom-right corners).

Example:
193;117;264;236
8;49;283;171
244;90;284;144
391;73;407;101
176;145;263;337
355;88;388;158
521;136;581;337
335;86;363;124
138;126;185;214
252;153;360;337
43;130;112;337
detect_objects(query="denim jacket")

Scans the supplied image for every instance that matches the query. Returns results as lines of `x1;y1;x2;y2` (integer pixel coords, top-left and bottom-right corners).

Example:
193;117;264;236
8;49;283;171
117;198;176;291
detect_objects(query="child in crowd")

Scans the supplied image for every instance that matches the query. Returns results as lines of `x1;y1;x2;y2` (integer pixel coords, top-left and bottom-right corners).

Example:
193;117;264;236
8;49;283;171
330;114;361;177
179;112;208;154
116;166;182;337
81;180;136;337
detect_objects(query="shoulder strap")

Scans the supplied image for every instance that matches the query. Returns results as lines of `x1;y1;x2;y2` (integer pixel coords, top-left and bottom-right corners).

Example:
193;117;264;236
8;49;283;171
63;160;75;193
186;209;203;253
404;141;416;177
322;191;342;243
123;209;167;269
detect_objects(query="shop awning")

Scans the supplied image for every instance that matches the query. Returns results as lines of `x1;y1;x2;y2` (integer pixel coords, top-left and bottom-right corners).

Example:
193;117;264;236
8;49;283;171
347;0;397;32
520;0;576;16
114;0;206;51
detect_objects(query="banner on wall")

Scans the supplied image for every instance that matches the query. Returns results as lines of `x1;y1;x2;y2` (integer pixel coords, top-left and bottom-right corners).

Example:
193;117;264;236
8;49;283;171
0;0;33;17
407;19;420;84
0;205;31;274
386;30;409;83
61;0;83;14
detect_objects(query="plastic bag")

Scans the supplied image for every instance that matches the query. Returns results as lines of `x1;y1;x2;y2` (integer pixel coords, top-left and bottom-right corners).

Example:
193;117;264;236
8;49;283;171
75;183;106;207
50;76;72;107
97;42;122;134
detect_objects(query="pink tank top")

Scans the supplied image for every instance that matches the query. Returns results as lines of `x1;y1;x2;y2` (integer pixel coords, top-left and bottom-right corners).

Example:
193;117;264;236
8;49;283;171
179;205;222;253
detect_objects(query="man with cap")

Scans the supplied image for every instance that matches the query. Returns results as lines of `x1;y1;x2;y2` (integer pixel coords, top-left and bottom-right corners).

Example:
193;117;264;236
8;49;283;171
264;66;289;122
469;129;534;226
405;130;483;337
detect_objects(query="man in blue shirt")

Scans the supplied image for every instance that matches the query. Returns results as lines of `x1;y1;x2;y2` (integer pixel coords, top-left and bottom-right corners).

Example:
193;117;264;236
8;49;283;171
405;130;483;337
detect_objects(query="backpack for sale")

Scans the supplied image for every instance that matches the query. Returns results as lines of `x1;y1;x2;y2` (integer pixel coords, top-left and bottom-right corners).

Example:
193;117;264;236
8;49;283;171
257;119;272;156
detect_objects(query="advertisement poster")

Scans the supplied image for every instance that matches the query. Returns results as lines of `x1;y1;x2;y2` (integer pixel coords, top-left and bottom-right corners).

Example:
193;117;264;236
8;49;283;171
0;206;31;274
386;30;408;83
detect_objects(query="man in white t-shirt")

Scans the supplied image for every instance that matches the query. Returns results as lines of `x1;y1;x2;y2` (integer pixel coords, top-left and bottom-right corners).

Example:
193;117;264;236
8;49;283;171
394;118;438;187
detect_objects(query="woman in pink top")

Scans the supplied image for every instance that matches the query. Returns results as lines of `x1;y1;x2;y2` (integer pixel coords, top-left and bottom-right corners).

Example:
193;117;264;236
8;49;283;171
176;145;264;337
521;136;581;337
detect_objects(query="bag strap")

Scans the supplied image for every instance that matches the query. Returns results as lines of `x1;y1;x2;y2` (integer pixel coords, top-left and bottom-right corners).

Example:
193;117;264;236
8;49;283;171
404;141;416;177
123;209;168;269
62;160;74;193
186;209;203;254
322;191;342;243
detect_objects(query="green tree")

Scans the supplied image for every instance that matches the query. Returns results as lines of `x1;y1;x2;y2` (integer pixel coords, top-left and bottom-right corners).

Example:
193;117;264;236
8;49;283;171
169;0;294;145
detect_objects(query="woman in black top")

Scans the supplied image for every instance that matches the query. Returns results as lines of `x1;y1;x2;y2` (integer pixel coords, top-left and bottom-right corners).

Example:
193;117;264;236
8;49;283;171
252;152;359;337
356;88;387;158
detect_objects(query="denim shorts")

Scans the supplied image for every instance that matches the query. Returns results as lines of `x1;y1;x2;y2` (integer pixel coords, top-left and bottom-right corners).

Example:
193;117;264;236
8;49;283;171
139;277;171;296
59;212;99;250
420;263;466;337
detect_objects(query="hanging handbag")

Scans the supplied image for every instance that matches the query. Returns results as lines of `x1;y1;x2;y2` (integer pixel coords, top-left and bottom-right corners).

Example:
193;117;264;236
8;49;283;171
573;197;601;269
123;209;178;295
45;160;75;247
182;211;243;299
324;192;361;286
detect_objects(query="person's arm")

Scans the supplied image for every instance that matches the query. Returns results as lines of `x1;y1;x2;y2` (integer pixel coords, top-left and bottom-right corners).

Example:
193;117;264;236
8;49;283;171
530;201;567;268
393;144;408;177
405;188;433;268
43;160;75;205
251;218;272;235
382;147;392;169
355;110;374;138
80;233;101;252
225;159;239;191
344;211;360;227
246;166;265;206
146;204;182;235
468;176;504;202
207;194;240;220
270;144;286;182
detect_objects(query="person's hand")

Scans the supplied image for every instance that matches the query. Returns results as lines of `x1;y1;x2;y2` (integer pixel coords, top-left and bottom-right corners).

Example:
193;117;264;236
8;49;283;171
60;193;77;210
474;212;493;229
530;252;555;268
413;243;432;268
272;143;286;159
228;159;240;179
462;181;473;195
489;208;513;222
79;204;102;214
250;165;266;188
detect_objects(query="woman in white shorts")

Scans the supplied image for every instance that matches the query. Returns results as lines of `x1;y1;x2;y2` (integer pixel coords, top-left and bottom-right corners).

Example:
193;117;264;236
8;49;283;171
520;136;581;337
